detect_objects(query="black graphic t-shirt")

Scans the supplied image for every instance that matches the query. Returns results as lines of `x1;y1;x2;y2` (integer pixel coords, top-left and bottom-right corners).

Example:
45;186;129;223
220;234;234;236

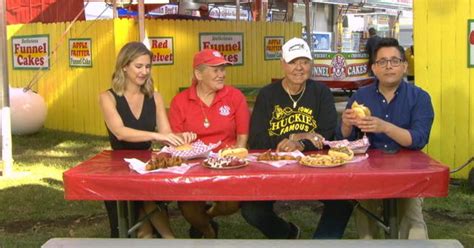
249;79;337;150
268;105;317;136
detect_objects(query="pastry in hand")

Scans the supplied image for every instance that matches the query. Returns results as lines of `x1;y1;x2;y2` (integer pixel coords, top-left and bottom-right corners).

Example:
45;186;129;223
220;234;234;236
174;143;193;151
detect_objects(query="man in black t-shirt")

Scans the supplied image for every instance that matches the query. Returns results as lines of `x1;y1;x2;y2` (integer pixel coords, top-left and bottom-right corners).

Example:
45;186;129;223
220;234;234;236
241;37;353;240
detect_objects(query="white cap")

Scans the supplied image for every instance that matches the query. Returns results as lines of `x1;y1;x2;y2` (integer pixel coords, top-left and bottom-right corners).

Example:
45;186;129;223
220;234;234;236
282;37;312;63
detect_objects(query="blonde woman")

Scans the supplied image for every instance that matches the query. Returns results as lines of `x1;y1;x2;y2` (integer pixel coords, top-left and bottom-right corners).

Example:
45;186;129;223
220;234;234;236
99;42;196;238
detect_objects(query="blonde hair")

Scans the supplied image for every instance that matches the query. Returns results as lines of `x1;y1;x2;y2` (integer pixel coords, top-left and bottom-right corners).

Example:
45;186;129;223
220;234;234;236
112;42;154;97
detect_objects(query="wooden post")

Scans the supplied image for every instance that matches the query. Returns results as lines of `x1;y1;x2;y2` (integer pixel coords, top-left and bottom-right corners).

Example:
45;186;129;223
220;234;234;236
305;0;311;48
138;0;145;42
0;0;13;177
287;1;293;22
236;0;240;21
252;0;262;21
112;0;118;19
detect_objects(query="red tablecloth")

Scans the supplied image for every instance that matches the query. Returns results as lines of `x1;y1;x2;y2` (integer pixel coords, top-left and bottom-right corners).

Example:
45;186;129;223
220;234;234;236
63;149;449;201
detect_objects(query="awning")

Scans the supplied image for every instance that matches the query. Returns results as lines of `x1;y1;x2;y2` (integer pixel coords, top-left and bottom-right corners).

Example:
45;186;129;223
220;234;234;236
313;0;412;11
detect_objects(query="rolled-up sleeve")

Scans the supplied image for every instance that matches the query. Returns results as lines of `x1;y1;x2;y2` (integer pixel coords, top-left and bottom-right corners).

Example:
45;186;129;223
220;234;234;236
407;91;434;150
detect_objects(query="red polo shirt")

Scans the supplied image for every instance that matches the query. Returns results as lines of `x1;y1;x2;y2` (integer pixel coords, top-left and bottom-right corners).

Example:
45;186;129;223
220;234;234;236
169;84;250;150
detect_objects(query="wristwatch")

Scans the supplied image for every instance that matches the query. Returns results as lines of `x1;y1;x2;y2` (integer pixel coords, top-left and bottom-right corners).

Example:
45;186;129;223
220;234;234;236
297;140;305;150
302;139;316;150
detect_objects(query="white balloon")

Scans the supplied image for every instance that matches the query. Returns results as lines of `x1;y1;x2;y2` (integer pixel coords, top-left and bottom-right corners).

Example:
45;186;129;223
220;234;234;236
9;87;47;135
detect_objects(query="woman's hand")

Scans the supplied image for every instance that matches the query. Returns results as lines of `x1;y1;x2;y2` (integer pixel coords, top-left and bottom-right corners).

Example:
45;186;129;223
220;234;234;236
154;133;185;146
276;138;304;152
356;116;387;133
179;132;197;144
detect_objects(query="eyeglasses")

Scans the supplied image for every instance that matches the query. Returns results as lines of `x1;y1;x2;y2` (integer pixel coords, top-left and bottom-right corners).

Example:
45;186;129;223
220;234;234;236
375;58;404;67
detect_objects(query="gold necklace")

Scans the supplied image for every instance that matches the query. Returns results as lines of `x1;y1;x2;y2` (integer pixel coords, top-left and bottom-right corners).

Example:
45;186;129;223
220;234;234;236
199;101;210;128
284;81;306;108
197;91;211;128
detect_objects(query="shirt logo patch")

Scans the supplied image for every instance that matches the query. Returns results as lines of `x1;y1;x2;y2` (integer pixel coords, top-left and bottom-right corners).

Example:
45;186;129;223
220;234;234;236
219;105;231;116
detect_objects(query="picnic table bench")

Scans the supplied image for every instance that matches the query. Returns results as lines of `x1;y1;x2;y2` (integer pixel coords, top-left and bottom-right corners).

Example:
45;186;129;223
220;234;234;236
42;238;464;248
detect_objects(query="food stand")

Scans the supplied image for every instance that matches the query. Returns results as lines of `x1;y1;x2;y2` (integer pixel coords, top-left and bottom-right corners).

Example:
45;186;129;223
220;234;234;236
309;3;371;89
312;52;369;79
307;1;412;90
311;50;372;92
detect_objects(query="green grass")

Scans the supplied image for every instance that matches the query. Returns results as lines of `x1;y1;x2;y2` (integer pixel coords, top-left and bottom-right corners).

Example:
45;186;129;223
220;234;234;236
0;129;473;247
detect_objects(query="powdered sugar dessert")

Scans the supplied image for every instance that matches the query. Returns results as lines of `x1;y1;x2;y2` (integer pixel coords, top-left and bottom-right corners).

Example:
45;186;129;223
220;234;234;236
203;157;247;169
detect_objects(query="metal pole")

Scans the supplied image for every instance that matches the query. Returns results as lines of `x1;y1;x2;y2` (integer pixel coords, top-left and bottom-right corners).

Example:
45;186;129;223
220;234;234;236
0;0;13;177
112;0;118;19
138;0;145;42
304;0;311;48
117;201;129;238
236;0;240;21
383;199;399;239
286;1;293;22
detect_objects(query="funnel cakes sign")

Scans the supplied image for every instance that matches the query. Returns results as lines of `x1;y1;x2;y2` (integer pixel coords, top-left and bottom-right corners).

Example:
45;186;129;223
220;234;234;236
12;35;50;70
69;39;92;67
150;37;174;65
199;33;244;65
312;52;369;79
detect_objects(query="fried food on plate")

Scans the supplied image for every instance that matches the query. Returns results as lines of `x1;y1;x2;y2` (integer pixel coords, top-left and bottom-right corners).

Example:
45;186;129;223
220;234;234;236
218;147;249;159
257;150;300;161
300;146;354;167
351;101;371;118
300;154;346;167
145;152;183;170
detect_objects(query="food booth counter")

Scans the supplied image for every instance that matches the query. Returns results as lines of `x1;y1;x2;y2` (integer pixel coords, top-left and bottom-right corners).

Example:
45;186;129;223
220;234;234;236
311;52;374;92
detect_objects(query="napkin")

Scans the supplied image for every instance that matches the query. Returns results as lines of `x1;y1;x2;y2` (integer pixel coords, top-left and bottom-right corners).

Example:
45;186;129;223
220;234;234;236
323;136;370;154
161;140;221;160
346;153;369;164
248;151;304;168
125;158;197;175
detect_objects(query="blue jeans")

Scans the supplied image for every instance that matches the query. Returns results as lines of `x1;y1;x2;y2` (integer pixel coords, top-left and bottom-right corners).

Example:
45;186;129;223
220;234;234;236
240;200;353;239
313;200;354;239
241;201;290;238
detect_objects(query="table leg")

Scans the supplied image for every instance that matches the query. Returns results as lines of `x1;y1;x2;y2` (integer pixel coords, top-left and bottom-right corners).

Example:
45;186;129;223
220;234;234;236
127;201;136;238
117;200;128;238
383;199;399;239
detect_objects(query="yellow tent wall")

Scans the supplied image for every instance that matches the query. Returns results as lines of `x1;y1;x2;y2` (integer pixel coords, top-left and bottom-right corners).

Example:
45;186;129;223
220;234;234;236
414;0;474;178
6;19;301;136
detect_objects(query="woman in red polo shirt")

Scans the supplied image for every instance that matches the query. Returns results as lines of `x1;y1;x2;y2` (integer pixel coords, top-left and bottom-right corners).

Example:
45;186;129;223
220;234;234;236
168;49;250;238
